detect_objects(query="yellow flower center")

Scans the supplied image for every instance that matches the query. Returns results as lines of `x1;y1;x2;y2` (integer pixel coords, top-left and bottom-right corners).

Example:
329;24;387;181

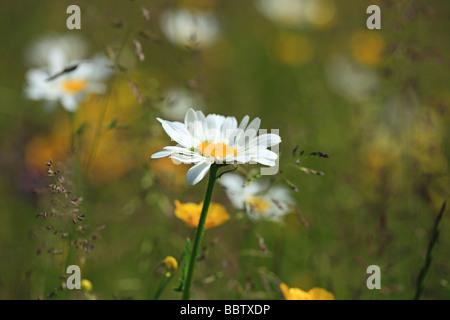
196;142;237;158
247;196;270;213
62;79;87;93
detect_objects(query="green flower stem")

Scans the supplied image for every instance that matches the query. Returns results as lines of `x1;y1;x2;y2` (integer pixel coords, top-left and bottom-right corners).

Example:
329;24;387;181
182;164;219;300
154;272;175;300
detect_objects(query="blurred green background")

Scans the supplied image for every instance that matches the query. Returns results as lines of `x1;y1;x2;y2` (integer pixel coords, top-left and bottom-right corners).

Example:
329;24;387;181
0;0;449;300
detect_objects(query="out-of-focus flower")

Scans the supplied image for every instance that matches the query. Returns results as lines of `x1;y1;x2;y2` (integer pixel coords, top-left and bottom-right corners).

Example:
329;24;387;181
25;55;112;112
24;116;72;172
25;34;88;69
174;200;230;230
256;0;308;27
178;0;217;10
81;279;93;292
24;33;112;112
220;174;294;222
410;110;447;175
351;30;385;67
160;8;220;49
365;129;401;187
151;108;281;185
256;0;336;28
274;32;313;66
76;77;142;184
304;0;336;28
25;78;140;184
159;87;204;121
326;56;378;103
280;283;335;300
163;256;178;271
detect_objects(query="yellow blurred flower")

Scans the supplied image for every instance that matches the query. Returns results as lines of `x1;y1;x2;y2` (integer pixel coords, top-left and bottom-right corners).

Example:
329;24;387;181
365;130;401;187
76;76;144;183
24;114;72;172
280;283;335;300
305;0;336;29
81;279;93;292
274;33;313;66
410;110;447;175
174;200;230;230
351;30;385;67
163;256;178;271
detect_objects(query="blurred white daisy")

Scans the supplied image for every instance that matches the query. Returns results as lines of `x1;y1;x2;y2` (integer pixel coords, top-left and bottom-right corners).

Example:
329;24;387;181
255;0;336;28
25;55;112;112
160;8;220;49
220;173;294;222
325;56;378;103
25;33;88;69
256;0;309;27
159;87;204;121
151;108;281;185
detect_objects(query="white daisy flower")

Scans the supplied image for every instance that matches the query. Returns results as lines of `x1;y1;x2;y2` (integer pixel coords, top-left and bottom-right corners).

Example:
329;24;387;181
25;55;112;112
151;108;281;185
160;9;220;49
220;173;294;222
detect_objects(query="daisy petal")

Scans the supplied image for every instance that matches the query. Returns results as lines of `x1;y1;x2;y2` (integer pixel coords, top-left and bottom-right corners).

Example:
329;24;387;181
234;155;252;164
61;95;80;112
157;118;193;147
185;161;212;185
244;117;261;139
195;110;206;120
254;156;276;167
169;154;203;163
151;150;173;159
256;148;278;160
164;146;197;156
235;117;261;147
251;133;282;148
238;115;250;130
184;108;197;127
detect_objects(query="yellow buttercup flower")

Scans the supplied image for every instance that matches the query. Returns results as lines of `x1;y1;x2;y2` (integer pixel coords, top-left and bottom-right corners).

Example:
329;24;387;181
174;200;230;230
163;256;178;271
280;283;335;300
